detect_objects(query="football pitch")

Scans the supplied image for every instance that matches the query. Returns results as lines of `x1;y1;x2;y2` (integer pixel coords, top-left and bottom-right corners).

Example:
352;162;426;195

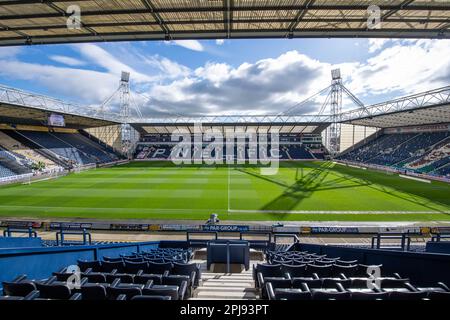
0;161;449;222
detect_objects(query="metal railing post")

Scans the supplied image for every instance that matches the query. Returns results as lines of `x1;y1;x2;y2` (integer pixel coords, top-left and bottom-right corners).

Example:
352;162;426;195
226;241;230;274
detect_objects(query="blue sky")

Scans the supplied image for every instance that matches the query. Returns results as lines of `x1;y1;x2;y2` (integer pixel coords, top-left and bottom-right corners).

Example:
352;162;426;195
0;38;449;117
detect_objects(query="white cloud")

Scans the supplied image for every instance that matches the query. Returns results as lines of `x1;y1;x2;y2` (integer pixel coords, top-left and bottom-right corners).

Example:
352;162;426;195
1;39;450;118
74;44;153;83
141;55;190;79
368;39;390;53
347;39;450;97
216;39;225;45
147;50;331;116
0;59;116;104
50;55;86;66
194;62;231;84
172;40;204;51
0;46;21;59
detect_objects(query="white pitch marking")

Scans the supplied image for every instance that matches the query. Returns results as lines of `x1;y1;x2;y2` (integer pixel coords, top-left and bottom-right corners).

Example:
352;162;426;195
227;209;449;215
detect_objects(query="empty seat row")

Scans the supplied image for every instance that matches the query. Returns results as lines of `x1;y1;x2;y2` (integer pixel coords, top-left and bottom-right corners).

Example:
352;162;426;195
254;263;382;288
78;259;200;285
266;279;450;300
1;274;187;301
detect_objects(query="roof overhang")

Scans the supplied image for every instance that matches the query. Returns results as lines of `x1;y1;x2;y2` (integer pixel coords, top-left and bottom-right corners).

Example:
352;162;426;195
132;121;330;135
341;104;450;128
0;84;120;128
0;0;449;46
0;102;118;129
340;85;450;128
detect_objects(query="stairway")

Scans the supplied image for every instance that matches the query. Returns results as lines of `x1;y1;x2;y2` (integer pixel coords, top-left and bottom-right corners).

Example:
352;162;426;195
190;262;259;300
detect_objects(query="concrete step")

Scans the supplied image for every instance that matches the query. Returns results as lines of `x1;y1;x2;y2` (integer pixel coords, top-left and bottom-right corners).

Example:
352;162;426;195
196;290;258;299
190;259;258;300
195;286;257;293
202;281;254;287
202;275;254;280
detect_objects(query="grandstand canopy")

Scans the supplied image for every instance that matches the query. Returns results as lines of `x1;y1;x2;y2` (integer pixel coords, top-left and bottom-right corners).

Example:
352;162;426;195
343;104;450;128
0;85;120;128
0;0;449;46
341;86;450;128
0;102;118;128
133;122;329;135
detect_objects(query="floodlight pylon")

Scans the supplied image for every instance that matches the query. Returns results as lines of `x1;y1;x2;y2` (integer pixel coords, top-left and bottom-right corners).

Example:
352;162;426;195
328;69;343;156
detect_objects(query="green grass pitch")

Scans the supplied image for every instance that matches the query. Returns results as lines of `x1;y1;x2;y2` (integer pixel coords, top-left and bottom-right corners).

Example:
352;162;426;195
0;161;449;222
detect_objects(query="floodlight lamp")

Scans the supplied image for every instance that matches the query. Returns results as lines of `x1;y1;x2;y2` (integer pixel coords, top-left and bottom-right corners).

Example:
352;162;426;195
331;69;341;80
121;71;130;83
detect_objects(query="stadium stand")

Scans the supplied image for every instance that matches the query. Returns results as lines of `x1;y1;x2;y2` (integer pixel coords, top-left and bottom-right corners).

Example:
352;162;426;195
0;163;16;179
404;139;450;174
0;145;32;178
256;248;450;301
0;131;61;173
2;237;450;301
339;131;450;177
135;132;326;161
135;143;323;161
0;247;199;301
0;130;119;168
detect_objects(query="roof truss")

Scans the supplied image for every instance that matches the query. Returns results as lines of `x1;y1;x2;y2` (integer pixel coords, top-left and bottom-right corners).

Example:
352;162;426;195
0;0;448;46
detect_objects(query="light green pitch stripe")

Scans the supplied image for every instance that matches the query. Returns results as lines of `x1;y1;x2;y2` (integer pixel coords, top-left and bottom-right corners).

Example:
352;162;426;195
0;161;448;221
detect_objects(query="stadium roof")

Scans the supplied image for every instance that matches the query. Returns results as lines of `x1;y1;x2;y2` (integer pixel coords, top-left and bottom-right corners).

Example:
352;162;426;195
0;85;119;128
0;0;449;46
132;122;330;135
341;85;450;128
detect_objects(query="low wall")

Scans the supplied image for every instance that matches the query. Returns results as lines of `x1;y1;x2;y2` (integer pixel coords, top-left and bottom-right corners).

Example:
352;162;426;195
97;159;129;168
425;241;450;254
0;237;43;248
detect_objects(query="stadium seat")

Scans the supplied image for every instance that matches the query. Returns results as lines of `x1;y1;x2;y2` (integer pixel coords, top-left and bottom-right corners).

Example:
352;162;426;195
1;280;37;297
282;264;307;278
266;282;312;300
311;290;352;300
388;291;429;300
125;261;149;274
162;275;192;298
81;272;107;284
147;262;173;275
107;286;142;300
105;273;134;284
254;264;284;287
306;264;333;278
332;264;358;278
142;285;181;300
172;262;201;287
103;256;124;262
77;259;102;272
134;274;163;285
378;279;415;292
260;278;292;299
350;291;389;300
35;283;79;300
100;261;126;273
79;284;108;300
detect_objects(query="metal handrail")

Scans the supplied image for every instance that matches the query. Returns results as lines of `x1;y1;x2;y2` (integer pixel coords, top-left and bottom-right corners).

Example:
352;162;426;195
371;233;412;251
